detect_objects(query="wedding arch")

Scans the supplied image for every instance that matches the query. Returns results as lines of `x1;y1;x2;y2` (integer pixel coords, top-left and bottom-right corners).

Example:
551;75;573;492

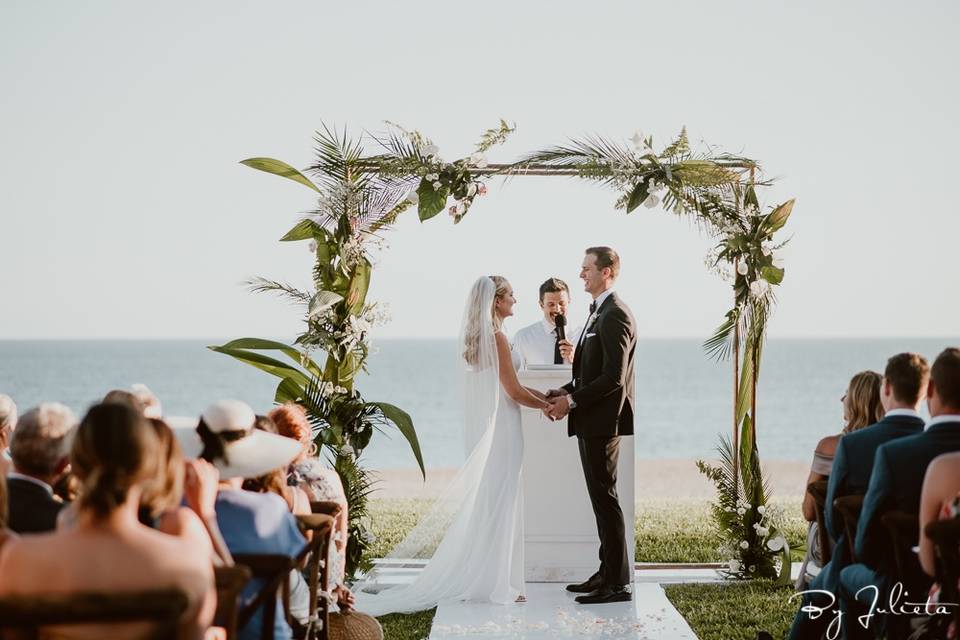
212;121;796;580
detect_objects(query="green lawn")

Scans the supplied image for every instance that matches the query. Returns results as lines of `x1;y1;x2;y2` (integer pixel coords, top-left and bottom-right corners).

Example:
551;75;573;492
369;498;808;639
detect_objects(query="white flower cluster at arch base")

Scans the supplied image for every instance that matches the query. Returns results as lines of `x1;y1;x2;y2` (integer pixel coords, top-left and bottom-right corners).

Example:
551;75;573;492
718;500;789;579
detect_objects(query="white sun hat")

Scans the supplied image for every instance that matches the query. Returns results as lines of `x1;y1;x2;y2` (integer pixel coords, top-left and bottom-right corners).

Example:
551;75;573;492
169;400;303;479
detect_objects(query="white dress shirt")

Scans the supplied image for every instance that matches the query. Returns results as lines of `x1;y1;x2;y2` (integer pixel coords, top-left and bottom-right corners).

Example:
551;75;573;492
884;408;922;420
512;318;581;368
926;414;960;430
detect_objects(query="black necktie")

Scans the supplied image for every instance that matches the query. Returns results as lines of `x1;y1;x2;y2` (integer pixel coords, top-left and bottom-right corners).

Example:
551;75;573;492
553;328;563;364
589;300;597;314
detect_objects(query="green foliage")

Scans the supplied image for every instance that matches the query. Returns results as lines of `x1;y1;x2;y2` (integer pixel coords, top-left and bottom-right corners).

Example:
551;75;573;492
378;608;436;640
474;119;516;152
240;157;320;192
665;581;795;640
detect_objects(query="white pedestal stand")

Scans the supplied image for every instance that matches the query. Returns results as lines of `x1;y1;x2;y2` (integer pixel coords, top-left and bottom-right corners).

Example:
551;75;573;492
518;365;635;583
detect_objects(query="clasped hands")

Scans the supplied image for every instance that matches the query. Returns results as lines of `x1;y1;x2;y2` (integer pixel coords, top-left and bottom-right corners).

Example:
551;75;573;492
542;388;571;422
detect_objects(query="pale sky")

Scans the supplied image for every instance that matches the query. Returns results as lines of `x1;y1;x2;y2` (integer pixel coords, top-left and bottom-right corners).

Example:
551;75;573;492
1;1;958;340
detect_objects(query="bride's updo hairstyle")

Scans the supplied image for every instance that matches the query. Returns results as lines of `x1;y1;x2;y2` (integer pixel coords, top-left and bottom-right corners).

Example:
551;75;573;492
463;275;509;366
71;403;159;519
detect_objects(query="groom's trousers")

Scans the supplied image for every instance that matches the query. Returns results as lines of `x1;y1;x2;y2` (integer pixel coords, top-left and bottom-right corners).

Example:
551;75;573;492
578;436;631;586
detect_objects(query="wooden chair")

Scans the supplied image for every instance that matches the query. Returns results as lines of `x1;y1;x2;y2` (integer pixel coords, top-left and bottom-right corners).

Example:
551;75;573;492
0;589;189;640
833;493;865;560
233;554;299;640
925;518;960;637
806;479;832;565
311;500;343;518
214;564;252;640
881;510;925;639
290;513;336;640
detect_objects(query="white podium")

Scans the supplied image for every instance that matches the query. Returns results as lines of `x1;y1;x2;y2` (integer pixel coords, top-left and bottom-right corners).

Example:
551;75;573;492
518;366;635;583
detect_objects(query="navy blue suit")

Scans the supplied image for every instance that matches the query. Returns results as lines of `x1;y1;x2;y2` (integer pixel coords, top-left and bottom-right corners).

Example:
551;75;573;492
840;419;960;639
788;414;923;640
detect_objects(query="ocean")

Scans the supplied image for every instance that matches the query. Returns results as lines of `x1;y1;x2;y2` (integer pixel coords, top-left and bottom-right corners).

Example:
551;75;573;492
1;338;955;470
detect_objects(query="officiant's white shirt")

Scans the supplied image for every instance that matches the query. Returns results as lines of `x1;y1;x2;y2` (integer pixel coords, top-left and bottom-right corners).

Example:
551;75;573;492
511;318;581;368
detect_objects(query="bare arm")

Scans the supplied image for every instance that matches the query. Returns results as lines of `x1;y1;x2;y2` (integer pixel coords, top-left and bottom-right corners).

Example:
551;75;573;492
495;333;550;410
802;468;827;522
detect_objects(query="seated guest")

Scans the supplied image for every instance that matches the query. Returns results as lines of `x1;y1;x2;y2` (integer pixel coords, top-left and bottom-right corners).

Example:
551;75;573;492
797;370;882;588
839;348;960;640
511;277;579;366
175;400;306;640
919;451;960;579
0;402;214;640
6;403;75;533
789;354;928;639
0;394;17;476
269;403;355;611
0;475;17;551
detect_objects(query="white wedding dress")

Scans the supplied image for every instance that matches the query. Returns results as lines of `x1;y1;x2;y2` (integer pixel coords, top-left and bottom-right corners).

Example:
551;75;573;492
355;277;526;615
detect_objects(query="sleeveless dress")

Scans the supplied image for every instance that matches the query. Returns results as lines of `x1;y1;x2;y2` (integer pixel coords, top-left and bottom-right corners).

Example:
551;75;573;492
355;342;526;615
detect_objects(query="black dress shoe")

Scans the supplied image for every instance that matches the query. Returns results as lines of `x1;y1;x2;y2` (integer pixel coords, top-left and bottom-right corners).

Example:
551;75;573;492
565;572;604;593
575;584;632;604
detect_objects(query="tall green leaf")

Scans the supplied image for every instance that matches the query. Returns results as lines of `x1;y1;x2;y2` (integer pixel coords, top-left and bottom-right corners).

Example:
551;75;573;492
417;179;449;222
346;259;371;315
626;181;649;213
280;219;318;241
241;157;320;193
212;338;322;378
370;401;425;478
207;344;310;387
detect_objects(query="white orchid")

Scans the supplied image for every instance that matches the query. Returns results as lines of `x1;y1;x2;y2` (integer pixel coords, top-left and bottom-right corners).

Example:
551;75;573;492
767;535;787;551
736;261;749;276
643;194;660;208
630;130;645;149
467;183;477;197
761;244;772;257
422;144;439;157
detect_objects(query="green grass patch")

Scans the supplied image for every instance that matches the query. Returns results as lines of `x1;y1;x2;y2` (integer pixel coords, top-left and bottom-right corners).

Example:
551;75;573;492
665;580;796;640
378;608;436;640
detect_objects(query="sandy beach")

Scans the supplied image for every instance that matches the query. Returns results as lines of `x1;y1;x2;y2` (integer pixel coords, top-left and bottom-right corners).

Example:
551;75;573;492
370;458;810;500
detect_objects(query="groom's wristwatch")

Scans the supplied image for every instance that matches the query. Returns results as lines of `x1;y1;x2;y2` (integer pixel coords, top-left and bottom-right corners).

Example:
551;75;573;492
566;394;577;409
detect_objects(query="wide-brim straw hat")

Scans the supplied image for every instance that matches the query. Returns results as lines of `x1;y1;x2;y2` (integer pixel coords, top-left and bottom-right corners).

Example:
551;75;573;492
167;400;302;479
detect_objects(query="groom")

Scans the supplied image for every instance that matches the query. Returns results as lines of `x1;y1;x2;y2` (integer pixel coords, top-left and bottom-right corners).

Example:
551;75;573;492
547;246;636;604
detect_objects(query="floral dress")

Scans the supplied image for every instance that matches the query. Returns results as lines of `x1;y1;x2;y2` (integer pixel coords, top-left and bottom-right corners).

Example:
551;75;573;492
289;458;349;588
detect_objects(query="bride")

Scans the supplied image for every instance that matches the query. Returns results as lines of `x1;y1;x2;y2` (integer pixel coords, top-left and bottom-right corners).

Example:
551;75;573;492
354;275;552;615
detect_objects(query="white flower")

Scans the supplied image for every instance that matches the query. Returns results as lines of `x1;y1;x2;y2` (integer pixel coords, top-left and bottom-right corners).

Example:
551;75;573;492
756;526;769;537
767;535;786;551
422;144;439;157
757;505;766;515
728;559;741;573
772;254;784;269
455;201;467;215
749;565;756;572
643;193;659;208
307;240;317;253
432;181;442;190
425;173;439;182
469;152;488;168
340;444;355;456
737;507;746;516
736;261;749;276
750;279;771;298
630;130;645;149
405;190;419;205
467;183;477;197
761;244;772;257
739;540;749;549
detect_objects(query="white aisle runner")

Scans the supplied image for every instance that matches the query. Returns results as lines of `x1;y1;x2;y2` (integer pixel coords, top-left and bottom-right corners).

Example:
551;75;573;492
429;583;698;639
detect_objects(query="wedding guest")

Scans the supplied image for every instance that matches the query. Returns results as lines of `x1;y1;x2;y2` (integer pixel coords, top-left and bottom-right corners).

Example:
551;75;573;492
511;277;579;366
919;451;960;579
269;402;356;611
0;394;17;476
6;403;75;533
795;370;883;590
839;348;960;640
788;355;928;639
175;400;306;640
0;402;214;640
0;475;17;551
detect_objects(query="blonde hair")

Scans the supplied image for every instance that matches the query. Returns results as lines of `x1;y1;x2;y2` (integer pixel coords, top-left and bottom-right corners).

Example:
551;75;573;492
844;370;884;433
463;275;510;366
140;418;184;517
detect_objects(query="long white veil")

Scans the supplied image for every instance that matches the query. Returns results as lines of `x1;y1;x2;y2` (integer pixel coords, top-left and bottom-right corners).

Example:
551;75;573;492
353;276;503;615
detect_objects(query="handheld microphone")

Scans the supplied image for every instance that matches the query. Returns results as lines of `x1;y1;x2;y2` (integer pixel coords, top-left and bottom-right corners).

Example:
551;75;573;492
554;313;567;341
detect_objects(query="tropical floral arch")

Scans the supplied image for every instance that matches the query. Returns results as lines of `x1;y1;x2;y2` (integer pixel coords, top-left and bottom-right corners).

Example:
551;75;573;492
214;121;796;580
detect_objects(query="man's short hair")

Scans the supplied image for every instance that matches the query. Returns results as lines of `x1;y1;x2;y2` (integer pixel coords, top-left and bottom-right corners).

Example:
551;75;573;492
884;352;930;404
538;278;570;302
931;347;960;410
10;403;77;477
585;246;620;278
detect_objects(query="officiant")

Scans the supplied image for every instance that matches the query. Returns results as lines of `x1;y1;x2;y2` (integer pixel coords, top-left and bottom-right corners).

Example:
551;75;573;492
511;278;579;367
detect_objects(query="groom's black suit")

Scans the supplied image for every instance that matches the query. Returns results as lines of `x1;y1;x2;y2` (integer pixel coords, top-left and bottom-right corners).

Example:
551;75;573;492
561;291;636;587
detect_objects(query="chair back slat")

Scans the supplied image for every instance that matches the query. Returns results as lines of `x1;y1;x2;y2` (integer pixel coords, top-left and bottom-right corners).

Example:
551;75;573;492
234;553;298;640
833;493;865;560
881;510;920;577
215;564;253;640
807;480;832;565
294;513;336;640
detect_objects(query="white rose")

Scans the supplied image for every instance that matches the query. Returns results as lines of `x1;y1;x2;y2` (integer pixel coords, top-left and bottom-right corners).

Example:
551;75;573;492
432;181;442;190
307;240;317;253
740;540;749;549
643;194;660;208
422;144;439;157
405;190;419;205
767;535;786;551
736;261;749;276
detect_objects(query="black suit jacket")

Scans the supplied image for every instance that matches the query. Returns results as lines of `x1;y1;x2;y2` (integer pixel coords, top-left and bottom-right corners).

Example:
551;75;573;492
561;292;636;438
854;420;960;582
6;476;64;534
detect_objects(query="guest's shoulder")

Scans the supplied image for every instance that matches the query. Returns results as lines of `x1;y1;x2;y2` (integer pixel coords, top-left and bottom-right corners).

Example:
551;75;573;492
815;434;840;456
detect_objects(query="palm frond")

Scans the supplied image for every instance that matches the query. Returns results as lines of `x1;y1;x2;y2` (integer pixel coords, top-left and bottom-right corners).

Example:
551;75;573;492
245;277;311;305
